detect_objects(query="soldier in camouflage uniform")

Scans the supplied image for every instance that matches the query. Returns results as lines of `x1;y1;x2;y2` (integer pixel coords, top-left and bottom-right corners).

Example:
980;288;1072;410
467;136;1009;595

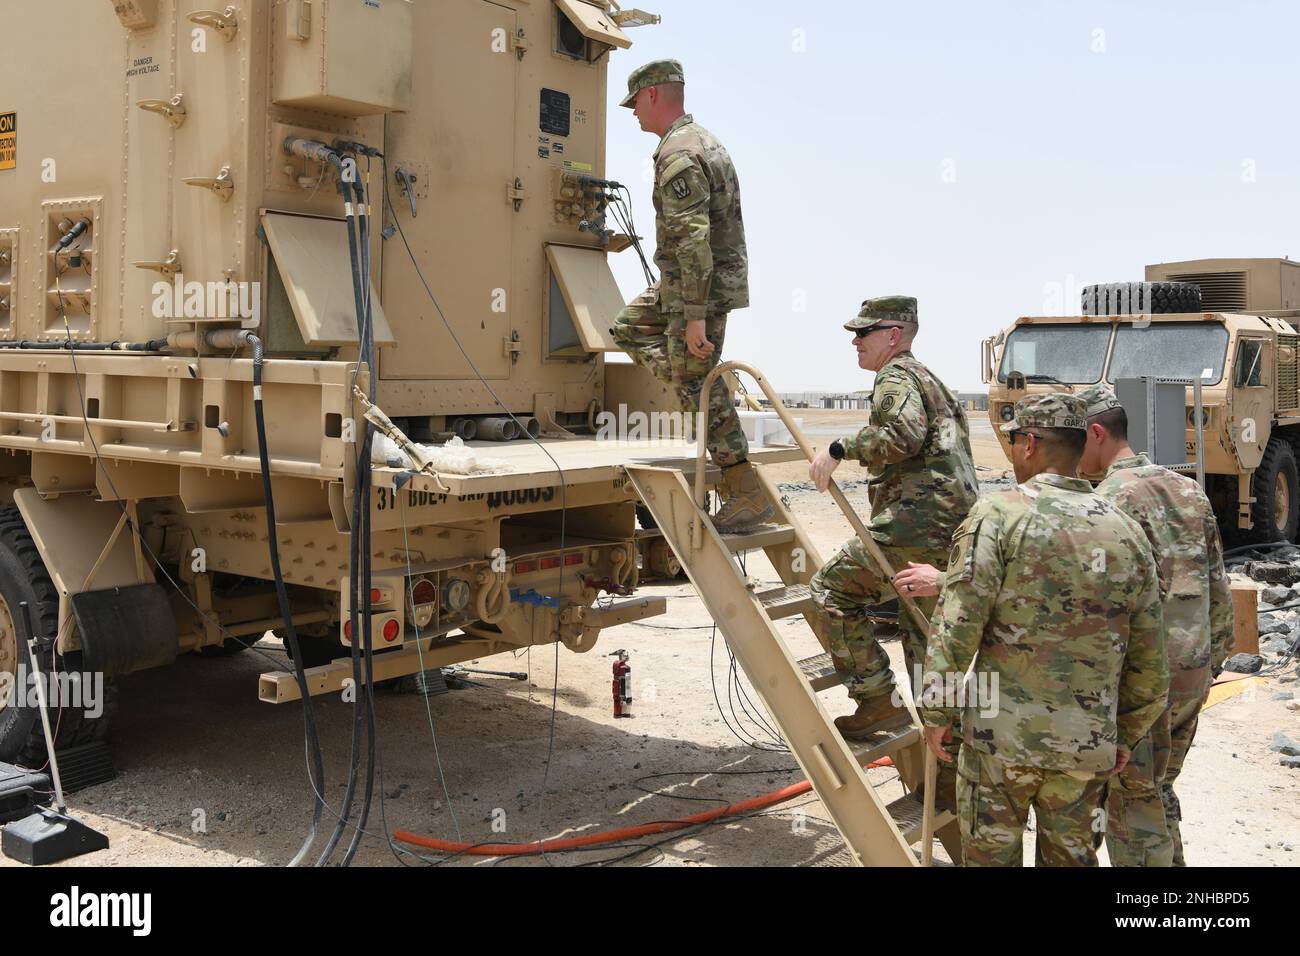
1079;384;1233;867
921;394;1168;867
610;60;769;530
807;297;978;741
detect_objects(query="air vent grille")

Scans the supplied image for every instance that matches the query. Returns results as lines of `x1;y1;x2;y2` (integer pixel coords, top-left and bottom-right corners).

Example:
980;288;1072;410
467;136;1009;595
1167;271;1248;312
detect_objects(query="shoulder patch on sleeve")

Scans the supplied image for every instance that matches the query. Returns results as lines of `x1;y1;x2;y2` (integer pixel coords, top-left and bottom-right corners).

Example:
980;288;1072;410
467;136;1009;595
946;516;983;584
659;153;697;185
872;376;914;423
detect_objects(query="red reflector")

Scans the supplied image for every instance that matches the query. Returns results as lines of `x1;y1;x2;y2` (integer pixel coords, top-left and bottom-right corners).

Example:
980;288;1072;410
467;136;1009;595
344;621;353;639
564;553;583;566
514;561;536;574
540;556;561;570
370;588;382;603
412;579;436;605
383;619;400;642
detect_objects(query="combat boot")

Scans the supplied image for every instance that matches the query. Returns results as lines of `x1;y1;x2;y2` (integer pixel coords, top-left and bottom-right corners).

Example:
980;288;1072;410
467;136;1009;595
834;695;910;740
712;461;774;532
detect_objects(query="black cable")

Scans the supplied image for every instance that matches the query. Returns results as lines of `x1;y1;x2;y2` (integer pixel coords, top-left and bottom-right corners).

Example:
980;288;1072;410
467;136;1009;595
345;167;381;866
1223;540;1298;559
249;332;331;866
316;172;371;867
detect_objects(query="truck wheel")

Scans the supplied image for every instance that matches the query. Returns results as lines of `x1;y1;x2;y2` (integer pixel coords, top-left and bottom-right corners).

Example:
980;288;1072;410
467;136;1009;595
1248;439;1300;544
1081;281;1203;316
0;508;116;765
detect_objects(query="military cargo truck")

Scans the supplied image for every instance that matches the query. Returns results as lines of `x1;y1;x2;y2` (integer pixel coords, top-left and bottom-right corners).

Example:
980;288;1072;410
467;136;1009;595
982;257;1300;544
0;0;802;767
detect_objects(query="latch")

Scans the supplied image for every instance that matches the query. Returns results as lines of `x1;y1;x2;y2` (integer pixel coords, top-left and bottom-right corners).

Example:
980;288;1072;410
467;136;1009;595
395;167;418;218
510;28;529;59
133;250;183;277
137;94;187;129
504;331;522;364
183;165;235;202
508;178;526;212
288;0;312;40
188;6;239;41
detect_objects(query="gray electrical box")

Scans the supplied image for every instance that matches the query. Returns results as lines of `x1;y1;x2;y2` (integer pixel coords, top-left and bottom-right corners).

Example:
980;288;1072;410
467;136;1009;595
1115;377;1192;469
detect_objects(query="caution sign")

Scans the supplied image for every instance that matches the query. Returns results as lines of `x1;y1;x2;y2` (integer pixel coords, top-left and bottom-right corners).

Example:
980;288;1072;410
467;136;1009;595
0;112;15;171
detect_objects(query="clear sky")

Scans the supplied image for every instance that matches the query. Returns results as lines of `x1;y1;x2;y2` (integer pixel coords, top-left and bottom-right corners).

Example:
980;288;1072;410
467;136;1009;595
602;0;1299;394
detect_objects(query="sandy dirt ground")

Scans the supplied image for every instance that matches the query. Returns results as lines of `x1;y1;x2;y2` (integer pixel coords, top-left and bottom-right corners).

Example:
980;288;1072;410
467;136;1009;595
5;411;1298;867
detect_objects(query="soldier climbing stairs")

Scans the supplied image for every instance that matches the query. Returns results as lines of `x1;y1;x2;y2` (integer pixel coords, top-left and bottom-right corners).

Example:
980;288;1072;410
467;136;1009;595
624;362;962;867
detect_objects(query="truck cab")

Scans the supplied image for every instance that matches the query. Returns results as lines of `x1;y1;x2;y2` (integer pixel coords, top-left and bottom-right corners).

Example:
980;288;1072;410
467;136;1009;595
983;258;1300;543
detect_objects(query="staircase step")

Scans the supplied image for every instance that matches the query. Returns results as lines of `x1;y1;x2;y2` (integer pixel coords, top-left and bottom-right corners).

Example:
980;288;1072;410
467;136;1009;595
885;792;958;845
797;652;843;691
757;583;814;621
848;723;921;766
721;524;795;553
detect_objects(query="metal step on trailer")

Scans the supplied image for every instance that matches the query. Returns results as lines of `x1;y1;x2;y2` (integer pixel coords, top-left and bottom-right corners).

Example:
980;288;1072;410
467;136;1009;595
755;582;814;621
721;524;796;553
627;460;950;866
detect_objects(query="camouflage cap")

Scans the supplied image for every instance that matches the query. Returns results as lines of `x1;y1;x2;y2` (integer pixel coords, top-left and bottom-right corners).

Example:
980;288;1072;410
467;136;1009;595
1077;383;1124;419
999;392;1088;433
620;59;686;108
843;296;919;333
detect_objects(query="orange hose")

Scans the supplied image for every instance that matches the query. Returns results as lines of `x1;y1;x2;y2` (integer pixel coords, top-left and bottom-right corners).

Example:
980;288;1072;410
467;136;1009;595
394;756;893;857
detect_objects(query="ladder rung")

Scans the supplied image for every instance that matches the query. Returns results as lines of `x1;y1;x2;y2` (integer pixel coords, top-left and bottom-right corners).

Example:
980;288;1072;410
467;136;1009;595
756;583;814;621
797;652;843;691
721;524;795;553
885;793;958;845
848;723;920;765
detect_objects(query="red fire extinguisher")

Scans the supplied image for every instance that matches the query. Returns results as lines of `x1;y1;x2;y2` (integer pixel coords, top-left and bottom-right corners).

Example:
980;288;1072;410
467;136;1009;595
610;649;632;718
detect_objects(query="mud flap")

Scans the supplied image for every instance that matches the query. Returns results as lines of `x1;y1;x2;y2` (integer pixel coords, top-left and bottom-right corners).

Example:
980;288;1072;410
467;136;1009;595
72;584;178;679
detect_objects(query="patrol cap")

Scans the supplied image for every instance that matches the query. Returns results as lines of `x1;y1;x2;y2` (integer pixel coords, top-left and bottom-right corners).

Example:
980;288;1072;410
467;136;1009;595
620;59;686;108
999;392;1088;433
843;296;919;333
1076;384;1124;419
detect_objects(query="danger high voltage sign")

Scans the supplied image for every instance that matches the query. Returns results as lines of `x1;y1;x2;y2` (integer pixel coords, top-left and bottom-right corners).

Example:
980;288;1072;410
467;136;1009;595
0;113;15;171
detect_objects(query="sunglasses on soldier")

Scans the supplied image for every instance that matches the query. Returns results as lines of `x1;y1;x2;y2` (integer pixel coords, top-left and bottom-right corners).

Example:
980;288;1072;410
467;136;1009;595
852;324;904;341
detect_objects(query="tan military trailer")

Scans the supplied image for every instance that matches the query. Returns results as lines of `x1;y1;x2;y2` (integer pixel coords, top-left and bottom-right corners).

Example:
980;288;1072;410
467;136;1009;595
0;0;729;764
982;257;1300;544
0;0;964;869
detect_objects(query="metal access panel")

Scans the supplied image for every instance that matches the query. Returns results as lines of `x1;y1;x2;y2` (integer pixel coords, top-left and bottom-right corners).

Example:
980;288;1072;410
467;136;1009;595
380;0;518;382
272;0;414;116
1116;377;1187;467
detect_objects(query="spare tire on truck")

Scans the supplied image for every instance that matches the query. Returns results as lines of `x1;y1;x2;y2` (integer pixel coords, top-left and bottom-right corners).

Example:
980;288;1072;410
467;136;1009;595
1081;282;1203;316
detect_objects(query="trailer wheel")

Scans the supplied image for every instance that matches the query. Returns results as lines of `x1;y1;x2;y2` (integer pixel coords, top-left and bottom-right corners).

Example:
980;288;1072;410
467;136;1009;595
1247;438;1300;544
0;508;116;766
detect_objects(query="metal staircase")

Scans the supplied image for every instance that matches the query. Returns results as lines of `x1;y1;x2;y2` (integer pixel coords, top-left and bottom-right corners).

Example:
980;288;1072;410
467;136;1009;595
623;362;960;867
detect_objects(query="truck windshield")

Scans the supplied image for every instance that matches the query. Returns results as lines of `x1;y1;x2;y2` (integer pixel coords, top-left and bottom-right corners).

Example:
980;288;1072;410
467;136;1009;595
1107;322;1230;386
997;325;1111;383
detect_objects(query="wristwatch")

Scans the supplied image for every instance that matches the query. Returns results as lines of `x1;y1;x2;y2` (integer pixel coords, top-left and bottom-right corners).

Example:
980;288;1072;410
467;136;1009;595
828;440;845;462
